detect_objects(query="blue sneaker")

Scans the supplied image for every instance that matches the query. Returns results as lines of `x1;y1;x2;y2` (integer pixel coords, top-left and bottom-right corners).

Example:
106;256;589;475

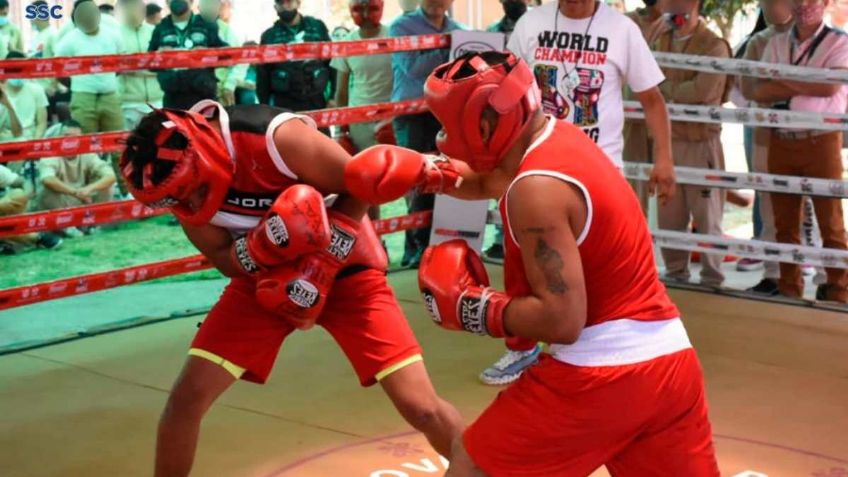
479;344;542;386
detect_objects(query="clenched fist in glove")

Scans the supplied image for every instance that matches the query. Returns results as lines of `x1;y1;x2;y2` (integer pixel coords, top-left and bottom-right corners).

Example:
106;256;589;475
418;239;511;337
255;211;360;329
344;145;464;204
231;184;331;275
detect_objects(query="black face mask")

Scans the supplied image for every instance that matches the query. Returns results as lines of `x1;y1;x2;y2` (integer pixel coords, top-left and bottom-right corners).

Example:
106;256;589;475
503;1;527;21
169;0;190;16
278;9;298;22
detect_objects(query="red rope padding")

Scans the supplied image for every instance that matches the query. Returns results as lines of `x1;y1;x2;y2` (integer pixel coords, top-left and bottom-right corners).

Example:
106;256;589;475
0;99;428;163
0;35;451;80
0;200;166;238
0;211;433;310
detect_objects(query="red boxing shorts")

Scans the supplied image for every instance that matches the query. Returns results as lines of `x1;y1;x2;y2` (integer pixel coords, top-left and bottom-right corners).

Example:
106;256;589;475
190;268;423;385
464;349;719;477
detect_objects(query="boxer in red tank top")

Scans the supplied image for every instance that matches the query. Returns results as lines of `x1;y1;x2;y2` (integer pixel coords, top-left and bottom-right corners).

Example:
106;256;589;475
345;51;719;476
119;101;466;477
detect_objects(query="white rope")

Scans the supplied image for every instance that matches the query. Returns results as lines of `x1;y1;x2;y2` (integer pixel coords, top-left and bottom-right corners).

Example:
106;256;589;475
622;162;848;198
653;51;848;85
623;101;848;131
485;213;848;268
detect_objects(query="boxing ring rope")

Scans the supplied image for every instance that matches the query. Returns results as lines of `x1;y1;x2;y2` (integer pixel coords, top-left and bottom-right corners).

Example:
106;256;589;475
3;34;848;312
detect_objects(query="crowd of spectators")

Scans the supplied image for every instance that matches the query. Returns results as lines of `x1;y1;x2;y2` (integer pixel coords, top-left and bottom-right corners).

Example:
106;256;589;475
0;0;847;313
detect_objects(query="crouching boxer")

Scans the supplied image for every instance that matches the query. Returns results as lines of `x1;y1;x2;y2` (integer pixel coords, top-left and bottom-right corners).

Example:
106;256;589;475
344;52;719;476
119;100;463;477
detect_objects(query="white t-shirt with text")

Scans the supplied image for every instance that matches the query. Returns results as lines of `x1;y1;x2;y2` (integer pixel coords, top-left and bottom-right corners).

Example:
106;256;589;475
508;1;664;166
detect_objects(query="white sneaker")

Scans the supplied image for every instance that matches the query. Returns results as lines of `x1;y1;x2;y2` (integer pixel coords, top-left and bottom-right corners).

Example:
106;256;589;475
479;345;542;386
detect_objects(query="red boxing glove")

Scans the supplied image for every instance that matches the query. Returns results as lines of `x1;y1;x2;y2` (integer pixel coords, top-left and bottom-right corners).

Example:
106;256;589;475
255;211;361;329
418;239;510;337
346;216;388;272
344;145;464;204
374;119;396;145
232;184;331;275
335;131;358;155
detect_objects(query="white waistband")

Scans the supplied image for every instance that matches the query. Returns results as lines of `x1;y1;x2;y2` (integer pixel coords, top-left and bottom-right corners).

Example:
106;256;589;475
549;318;692;367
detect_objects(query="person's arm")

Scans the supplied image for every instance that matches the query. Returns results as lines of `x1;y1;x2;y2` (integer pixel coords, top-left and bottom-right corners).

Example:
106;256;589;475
12;27;24;53
334;69;350;108
181;223;243;277
417;175;587;344
636;86;675;205
256;32;272;104
42;176;80;196
498;176;587;343
79;159;117;195
0;87;23;138
34;105;48;139
778;79;843;97
659;41;731;105
272;118;370;219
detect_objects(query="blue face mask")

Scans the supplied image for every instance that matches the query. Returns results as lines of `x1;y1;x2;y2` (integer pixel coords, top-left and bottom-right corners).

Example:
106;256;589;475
7;79;24;88
0;16;9;27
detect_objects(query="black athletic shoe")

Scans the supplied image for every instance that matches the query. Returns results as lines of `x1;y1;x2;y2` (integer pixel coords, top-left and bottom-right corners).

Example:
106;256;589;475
36;232;63;250
483;243;505;264
0;241;15;255
747;278;779;296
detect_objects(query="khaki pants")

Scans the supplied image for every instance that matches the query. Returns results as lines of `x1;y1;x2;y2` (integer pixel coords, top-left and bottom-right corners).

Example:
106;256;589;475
70;92;125;134
37;186;113;211
658;136;725;286
754;131;825;282
768;131;848;301
0;189;38;246
623;119;652;217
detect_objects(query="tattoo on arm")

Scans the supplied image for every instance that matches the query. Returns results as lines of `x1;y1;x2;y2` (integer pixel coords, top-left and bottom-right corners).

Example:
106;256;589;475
534;237;567;295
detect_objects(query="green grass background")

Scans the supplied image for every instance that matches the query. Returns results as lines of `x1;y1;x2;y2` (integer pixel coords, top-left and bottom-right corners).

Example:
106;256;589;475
0;199;501;289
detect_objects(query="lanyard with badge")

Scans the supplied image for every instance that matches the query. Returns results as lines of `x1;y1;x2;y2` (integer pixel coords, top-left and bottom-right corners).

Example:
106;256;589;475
174;15;196;49
553;1;599;93
774;26;831;110
790;25;831;66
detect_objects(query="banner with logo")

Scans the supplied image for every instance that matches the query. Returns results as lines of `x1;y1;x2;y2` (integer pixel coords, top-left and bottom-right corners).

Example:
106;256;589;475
429;195;490;253
449;31;506;60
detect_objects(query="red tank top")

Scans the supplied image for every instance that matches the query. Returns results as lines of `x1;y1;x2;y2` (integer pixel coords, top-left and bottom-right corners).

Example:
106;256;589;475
499;117;679;326
191;101;306;235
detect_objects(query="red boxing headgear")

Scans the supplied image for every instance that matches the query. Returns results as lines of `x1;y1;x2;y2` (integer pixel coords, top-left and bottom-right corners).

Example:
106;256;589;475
120;107;234;226
350;0;383;27
424;52;540;172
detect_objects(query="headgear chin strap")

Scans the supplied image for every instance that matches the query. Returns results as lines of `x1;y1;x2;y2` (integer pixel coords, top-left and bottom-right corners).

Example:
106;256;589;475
350;0;383;27
120;108;234;226
424;52;540;172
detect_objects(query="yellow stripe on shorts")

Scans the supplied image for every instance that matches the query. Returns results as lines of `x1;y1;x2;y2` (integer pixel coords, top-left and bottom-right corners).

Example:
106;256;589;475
188;348;246;379
375;354;424;382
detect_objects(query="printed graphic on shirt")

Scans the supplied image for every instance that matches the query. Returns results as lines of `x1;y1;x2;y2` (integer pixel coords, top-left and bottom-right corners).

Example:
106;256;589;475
531;31;609;144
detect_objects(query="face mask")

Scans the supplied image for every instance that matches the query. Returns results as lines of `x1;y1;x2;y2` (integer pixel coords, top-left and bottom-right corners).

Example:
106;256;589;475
7;79;24;88
503;1;527;20
169;0;191;16
278;9;298;22
793;2;825;25
0;16;8;27
664;12;690;29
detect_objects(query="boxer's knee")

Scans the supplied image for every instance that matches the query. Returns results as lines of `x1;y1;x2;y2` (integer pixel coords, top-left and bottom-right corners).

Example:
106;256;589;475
161;356;236;423
395;396;441;432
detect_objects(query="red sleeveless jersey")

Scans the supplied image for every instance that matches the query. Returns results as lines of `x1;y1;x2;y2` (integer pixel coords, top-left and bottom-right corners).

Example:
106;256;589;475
190;101;310;235
499;117;679;326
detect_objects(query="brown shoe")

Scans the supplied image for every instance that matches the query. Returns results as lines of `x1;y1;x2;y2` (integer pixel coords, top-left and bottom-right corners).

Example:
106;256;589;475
815;284;848;303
